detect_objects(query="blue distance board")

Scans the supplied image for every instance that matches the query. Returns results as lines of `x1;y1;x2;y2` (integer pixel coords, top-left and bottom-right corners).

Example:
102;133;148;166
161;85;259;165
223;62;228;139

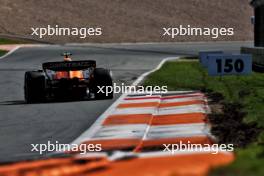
199;51;223;67
207;54;252;76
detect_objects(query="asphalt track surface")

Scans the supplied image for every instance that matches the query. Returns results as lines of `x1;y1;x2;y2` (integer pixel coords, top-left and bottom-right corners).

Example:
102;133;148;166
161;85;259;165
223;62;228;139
0;41;252;162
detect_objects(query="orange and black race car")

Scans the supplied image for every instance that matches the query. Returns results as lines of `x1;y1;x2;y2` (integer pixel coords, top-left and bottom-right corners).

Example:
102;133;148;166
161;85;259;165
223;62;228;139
24;52;113;103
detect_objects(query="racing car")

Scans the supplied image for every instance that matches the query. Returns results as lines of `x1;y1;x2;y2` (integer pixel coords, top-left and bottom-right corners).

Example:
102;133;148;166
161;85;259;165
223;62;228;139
24;52;113;103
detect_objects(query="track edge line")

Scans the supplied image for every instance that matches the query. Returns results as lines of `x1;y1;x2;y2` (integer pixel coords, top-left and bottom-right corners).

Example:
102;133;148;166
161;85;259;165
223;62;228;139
71;56;180;144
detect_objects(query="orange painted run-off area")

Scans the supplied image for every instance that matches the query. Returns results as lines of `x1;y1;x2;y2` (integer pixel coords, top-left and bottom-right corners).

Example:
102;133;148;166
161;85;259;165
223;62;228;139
90;153;234;176
123;93;203;101
117;102;159;108
103;114;153;125
0;92;235;176
117;100;205;108
152;113;207;125
159;100;205;108
103;113;207;125
0;157;109;176
0;152;234;176
82;138;140;151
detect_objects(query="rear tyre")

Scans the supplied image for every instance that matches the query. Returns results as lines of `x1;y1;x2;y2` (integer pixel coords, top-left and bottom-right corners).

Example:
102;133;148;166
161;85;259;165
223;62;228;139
92;68;113;99
24;71;46;103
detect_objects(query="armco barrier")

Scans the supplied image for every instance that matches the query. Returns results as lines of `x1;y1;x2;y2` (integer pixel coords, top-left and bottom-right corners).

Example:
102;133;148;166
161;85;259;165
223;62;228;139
0;91;234;176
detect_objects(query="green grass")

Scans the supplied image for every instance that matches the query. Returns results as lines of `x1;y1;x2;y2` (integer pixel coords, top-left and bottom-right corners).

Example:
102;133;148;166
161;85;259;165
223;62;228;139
0;38;31;44
143;60;264;175
0;49;7;57
0;37;32;56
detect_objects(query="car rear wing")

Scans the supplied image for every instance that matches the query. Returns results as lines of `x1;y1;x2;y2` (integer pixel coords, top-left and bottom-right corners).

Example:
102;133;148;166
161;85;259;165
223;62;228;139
42;60;96;71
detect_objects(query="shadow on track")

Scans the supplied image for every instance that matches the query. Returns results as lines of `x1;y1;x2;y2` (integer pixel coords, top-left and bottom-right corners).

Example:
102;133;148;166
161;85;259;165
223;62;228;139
0;100;26;105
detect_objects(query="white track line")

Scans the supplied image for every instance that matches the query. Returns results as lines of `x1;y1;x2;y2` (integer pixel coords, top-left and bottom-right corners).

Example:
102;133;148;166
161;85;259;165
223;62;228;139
72;56;180;144
131;57;178;86
0;46;20;60
0;44;49;60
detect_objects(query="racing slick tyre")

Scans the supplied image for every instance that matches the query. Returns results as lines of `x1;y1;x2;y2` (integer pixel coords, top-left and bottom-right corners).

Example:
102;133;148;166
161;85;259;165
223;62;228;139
24;71;46;103
92;68;113;99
